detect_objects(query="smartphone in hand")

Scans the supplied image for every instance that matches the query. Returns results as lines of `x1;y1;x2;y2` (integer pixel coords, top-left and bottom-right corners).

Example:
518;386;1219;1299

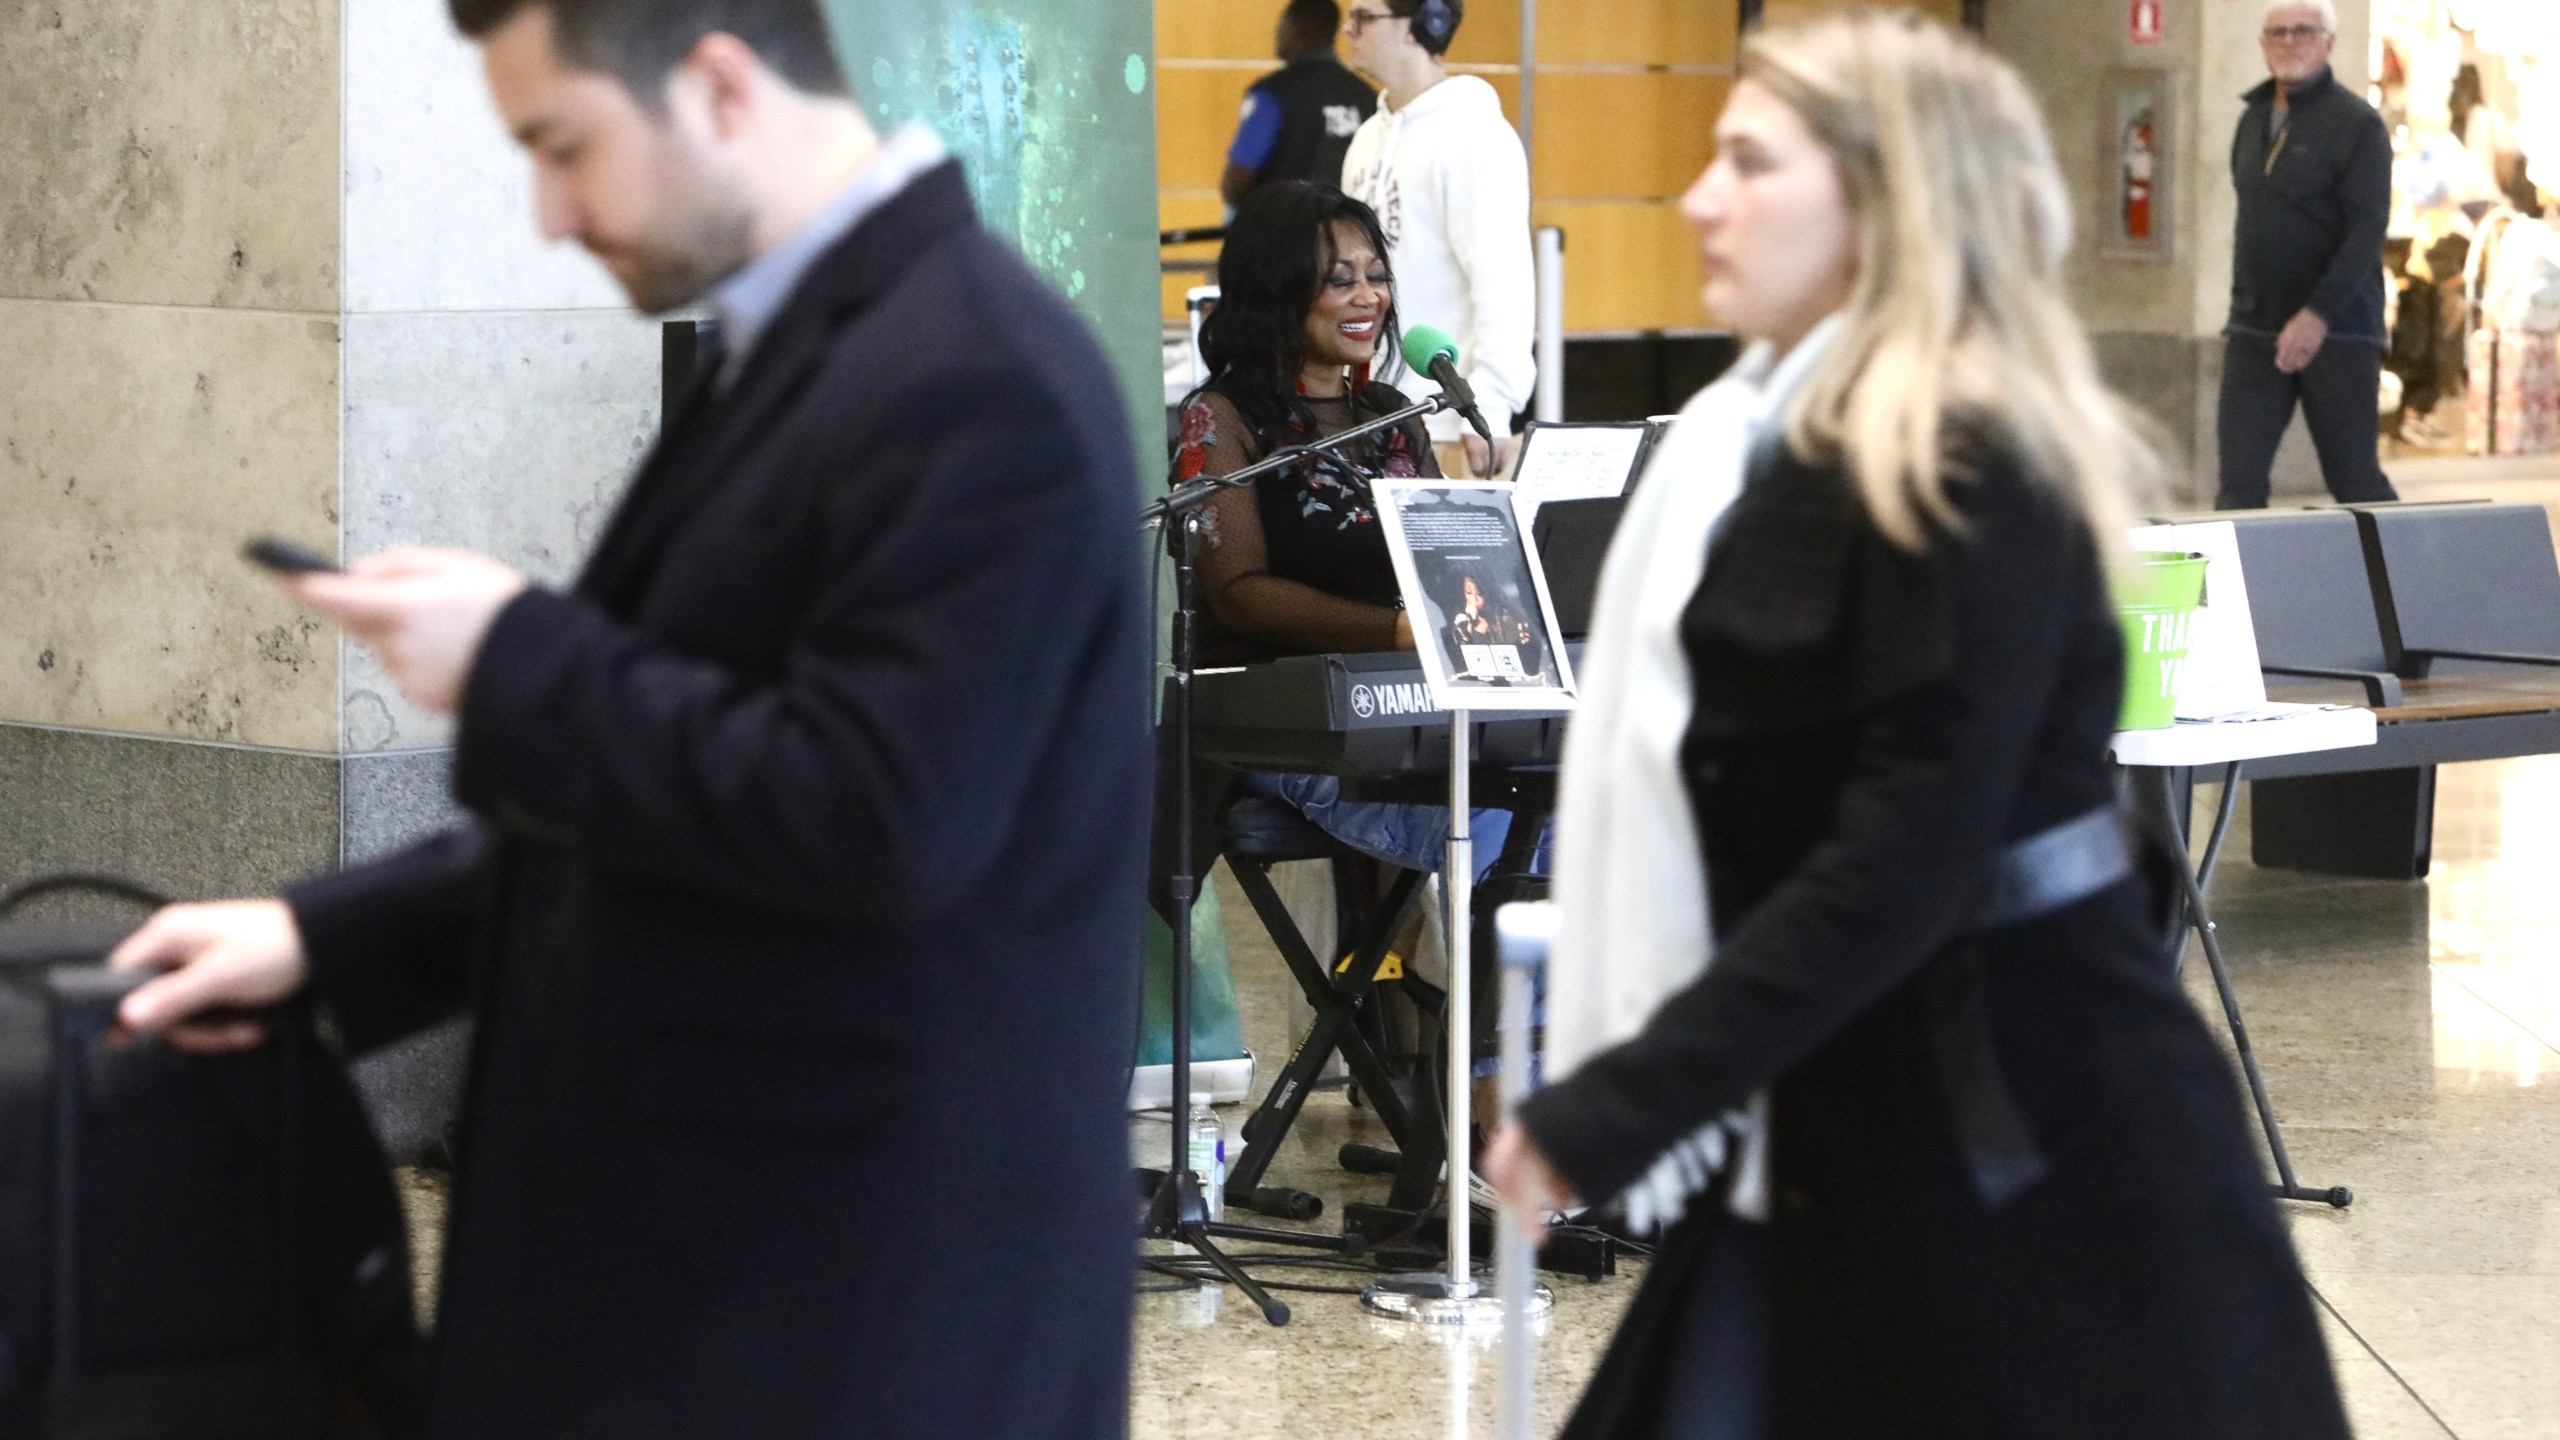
241;537;341;575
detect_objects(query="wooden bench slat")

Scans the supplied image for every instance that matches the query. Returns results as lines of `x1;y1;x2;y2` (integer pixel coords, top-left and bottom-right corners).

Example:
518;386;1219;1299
2267;672;2560;723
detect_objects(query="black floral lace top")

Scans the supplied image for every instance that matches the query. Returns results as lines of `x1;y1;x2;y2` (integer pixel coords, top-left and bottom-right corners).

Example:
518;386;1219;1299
1170;382;1438;660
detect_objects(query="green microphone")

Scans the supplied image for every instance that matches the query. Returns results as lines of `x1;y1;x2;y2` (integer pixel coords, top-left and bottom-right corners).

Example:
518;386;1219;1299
1400;323;1495;445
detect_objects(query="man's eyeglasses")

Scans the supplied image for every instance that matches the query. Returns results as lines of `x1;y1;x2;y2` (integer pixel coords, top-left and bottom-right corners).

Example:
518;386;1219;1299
1344;7;1398;34
2260;23;2328;42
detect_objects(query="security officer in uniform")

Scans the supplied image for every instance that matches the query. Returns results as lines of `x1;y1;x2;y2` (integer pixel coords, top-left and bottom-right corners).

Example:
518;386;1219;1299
1221;1;1379;210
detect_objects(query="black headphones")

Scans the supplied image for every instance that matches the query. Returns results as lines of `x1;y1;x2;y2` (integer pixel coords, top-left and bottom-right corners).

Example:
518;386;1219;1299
1408;0;1458;52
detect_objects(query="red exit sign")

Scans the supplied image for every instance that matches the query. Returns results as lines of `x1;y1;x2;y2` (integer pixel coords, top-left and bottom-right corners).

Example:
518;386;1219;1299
2131;0;2164;44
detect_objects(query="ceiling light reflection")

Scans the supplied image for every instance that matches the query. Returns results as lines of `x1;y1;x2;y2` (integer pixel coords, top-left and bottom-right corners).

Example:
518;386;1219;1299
2432;970;2554;1089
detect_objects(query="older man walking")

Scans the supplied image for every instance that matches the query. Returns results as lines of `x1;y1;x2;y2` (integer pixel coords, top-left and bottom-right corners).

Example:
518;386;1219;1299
2217;0;2398;508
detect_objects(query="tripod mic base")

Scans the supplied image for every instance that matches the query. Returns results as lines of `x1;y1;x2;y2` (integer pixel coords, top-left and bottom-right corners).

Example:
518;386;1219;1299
1360;1269;1549;1326
1235;1185;1323;1221
1339;1142;1401;1175
1141;1166;1296;1326
1143;1245;1293;1327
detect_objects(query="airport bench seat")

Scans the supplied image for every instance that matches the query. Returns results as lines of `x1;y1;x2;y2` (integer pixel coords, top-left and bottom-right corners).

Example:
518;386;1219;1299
2204;502;2560;878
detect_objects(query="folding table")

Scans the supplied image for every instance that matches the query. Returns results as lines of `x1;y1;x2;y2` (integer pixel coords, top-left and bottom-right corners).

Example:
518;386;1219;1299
2113;705;2375;1208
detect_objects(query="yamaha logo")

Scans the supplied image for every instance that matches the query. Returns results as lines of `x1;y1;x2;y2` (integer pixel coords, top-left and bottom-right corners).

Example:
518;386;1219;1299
1347;681;1437;720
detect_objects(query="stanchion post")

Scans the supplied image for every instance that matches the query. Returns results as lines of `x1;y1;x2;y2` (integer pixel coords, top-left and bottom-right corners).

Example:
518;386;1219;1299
1362;710;1504;1322
1443;707;1473;1293
1496;903;1558;1437
1363;723;1561;1326
1534;228;1565;425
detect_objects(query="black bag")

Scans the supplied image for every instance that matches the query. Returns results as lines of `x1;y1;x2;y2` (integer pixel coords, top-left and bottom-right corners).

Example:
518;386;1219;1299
0;876;420;1438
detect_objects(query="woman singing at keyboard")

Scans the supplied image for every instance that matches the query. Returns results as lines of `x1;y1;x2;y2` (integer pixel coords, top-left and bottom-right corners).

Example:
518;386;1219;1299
1170;181;1530;879
1482;14;2349;1439
1174;181;1429;662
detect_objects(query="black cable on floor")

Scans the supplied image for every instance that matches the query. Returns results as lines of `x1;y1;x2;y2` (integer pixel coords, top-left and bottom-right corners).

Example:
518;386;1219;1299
1142;1266;1369;1298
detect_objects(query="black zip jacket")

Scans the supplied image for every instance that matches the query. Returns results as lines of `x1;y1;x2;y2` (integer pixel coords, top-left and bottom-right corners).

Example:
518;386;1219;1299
2228;66;2391;342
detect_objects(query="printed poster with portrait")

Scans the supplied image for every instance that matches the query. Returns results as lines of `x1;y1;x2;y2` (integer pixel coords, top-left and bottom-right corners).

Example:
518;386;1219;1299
1373;482;1577;712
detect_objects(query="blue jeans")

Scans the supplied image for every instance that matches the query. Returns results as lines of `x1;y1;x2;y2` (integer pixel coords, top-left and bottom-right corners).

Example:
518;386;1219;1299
1237;772;1550;1079
1235;773;1549;879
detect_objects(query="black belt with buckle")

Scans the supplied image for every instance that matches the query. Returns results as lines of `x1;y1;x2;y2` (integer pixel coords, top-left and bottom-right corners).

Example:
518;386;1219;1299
1931;805;2135;1207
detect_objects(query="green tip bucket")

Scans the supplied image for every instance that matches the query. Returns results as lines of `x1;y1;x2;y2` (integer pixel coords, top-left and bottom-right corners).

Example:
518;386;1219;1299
2114;552;2209;730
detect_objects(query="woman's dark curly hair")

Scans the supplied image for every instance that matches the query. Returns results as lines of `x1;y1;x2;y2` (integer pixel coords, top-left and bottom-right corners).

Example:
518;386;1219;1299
1191;181;1405;450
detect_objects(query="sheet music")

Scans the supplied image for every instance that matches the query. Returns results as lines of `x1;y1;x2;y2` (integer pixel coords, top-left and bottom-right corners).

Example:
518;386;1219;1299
1512;424;1650;529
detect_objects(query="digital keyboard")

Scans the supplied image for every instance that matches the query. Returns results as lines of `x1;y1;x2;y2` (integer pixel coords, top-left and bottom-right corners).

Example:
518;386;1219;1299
1187;649;1577;777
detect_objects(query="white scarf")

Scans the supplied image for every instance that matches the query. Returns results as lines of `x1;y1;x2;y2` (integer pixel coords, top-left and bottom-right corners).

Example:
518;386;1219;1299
1542;319;1840;1230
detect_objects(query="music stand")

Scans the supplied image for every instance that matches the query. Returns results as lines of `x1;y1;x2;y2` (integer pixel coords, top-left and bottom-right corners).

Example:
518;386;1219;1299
1360;483;1577;1323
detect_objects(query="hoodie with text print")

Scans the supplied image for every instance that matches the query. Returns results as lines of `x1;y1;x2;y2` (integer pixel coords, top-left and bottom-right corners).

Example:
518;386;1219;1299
1341;74;1536;447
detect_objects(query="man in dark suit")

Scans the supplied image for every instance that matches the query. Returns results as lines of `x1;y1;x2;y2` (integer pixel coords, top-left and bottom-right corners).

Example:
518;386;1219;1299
109;2;1149;1436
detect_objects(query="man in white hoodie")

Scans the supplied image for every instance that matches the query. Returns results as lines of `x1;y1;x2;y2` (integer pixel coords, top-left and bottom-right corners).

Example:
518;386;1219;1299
1340;0;1535;477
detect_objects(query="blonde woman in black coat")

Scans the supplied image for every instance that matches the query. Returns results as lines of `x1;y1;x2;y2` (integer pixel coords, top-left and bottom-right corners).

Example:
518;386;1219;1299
1482;14;2350;1440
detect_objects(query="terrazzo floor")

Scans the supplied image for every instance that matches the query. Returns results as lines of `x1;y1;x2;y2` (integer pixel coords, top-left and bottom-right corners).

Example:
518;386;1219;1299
1129;755;2560;1440
391;749;2560;1438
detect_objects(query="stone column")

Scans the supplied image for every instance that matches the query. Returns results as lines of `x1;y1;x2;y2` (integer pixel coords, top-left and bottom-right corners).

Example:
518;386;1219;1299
0;0;659;1156
4;0;1160;1158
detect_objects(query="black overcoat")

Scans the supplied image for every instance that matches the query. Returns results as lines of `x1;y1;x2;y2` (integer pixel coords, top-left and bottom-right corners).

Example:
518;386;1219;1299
1517;444;2350;1439
285;164;1151;1439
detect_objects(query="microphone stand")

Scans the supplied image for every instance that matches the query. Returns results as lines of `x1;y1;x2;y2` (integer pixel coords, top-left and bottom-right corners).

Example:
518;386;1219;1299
1139;395;1451;526
1137;394;1453;1327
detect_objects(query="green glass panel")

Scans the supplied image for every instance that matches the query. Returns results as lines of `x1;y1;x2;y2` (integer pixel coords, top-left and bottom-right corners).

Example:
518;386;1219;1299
816;1;1165;471
817;3;1226;1068
1137;881;1249;1068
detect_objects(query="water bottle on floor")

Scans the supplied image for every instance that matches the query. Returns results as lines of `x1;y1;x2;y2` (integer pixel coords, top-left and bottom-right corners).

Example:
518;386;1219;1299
1186;1093;1225;1220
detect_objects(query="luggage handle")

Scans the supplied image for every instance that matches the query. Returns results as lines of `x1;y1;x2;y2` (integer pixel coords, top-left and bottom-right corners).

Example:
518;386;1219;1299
27;878;312;1393
1;877;279;1038
44;967;151;1040
2;871;275;1038
0;874;172;925
4;873;172;1040
48;990;313;1390
50;967;279;1043
22;875;168;1374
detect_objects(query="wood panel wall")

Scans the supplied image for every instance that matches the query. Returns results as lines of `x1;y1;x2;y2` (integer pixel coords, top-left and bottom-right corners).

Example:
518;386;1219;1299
1155;0;1965;332
1157;0;1738;333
